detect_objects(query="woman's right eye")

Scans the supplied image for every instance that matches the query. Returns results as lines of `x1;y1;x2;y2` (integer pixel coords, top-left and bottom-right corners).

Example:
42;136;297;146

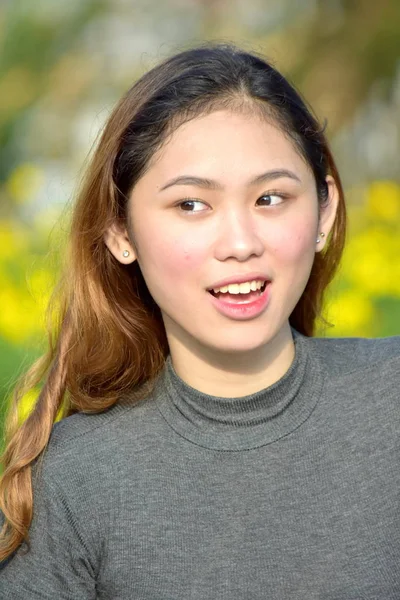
176;199;207;213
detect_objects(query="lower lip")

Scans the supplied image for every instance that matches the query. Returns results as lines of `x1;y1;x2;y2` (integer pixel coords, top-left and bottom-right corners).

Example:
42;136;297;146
207;283;271;320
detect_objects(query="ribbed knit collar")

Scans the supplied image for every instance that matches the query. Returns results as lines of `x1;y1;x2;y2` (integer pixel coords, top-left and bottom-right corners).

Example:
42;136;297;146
155;328;324;451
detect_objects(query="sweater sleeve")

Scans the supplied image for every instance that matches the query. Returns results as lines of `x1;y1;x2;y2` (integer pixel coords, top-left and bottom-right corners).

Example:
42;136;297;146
0;467;98;599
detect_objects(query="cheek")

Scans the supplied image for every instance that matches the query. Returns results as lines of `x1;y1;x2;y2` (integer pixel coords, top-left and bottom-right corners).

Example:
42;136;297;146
142;228;206;287
269;218;316;264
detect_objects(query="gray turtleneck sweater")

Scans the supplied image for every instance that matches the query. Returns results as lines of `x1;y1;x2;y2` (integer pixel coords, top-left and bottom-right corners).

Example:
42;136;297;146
1;329;400;599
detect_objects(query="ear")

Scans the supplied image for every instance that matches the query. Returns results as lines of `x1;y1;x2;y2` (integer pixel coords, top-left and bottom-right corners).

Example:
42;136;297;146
103;222;137;264
315;175;340;253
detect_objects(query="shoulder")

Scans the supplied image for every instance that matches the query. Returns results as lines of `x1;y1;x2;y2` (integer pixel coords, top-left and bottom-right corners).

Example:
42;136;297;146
41;382;162;479
296;331;400;421
297;330;400;379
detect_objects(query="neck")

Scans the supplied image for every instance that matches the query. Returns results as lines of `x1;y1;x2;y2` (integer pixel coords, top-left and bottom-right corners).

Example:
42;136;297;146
165;321;295;398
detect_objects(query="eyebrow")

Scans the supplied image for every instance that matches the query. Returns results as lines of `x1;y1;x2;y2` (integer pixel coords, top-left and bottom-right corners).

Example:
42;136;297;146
158;169;302;192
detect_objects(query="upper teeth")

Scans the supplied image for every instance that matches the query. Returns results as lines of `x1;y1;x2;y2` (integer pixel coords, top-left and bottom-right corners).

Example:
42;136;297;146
212;280;265;294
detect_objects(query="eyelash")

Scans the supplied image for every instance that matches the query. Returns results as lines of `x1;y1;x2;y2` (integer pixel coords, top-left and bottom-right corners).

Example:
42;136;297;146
175;191;288;214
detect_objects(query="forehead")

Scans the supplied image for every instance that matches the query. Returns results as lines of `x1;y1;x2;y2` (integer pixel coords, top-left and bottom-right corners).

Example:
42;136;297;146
147;109;310;180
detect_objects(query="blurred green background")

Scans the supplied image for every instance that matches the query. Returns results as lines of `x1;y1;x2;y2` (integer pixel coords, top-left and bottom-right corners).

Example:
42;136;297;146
1;0;400;438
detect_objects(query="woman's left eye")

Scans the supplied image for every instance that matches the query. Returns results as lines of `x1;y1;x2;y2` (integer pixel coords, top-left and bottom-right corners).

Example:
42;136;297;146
257;193;285;206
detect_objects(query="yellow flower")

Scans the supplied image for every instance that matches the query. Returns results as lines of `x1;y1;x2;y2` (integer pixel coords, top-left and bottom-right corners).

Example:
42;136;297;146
16;388;40;424
28;268;54;315
0;285;42;344
0;266;52;344
367;181;400;222
6;163;44;205
324;290;375;337
340;227;400;298
8;388;64;425
0;220;29;260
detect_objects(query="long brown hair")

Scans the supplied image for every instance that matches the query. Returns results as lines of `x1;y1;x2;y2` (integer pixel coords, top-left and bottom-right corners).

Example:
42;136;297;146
0;43;346;560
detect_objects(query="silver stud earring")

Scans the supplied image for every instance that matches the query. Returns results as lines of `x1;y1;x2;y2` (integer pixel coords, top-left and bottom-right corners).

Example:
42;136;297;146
316;232;325;244
122;250;130;258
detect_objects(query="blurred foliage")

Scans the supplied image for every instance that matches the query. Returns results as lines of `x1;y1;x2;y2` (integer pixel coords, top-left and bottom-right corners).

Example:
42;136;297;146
0;0;399;444
319;180;400;338
0;0;107;187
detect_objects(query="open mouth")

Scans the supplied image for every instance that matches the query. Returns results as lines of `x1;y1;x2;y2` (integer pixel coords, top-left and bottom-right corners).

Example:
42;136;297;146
208;280;268;300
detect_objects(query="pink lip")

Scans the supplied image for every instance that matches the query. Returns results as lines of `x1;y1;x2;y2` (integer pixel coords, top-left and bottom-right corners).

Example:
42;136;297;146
206;272;271;291
207;281;271;320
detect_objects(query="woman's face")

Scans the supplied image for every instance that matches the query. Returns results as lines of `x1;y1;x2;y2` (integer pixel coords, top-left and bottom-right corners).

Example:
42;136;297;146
107;109;338;362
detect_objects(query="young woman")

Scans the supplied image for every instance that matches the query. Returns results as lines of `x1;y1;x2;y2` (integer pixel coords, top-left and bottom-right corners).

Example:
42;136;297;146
0;43;399;599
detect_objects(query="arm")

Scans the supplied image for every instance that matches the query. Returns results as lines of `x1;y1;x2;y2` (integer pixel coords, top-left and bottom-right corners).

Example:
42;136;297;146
0;468;97;599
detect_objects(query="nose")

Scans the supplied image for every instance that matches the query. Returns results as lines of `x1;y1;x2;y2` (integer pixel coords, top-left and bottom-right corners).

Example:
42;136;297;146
213;207;265;262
